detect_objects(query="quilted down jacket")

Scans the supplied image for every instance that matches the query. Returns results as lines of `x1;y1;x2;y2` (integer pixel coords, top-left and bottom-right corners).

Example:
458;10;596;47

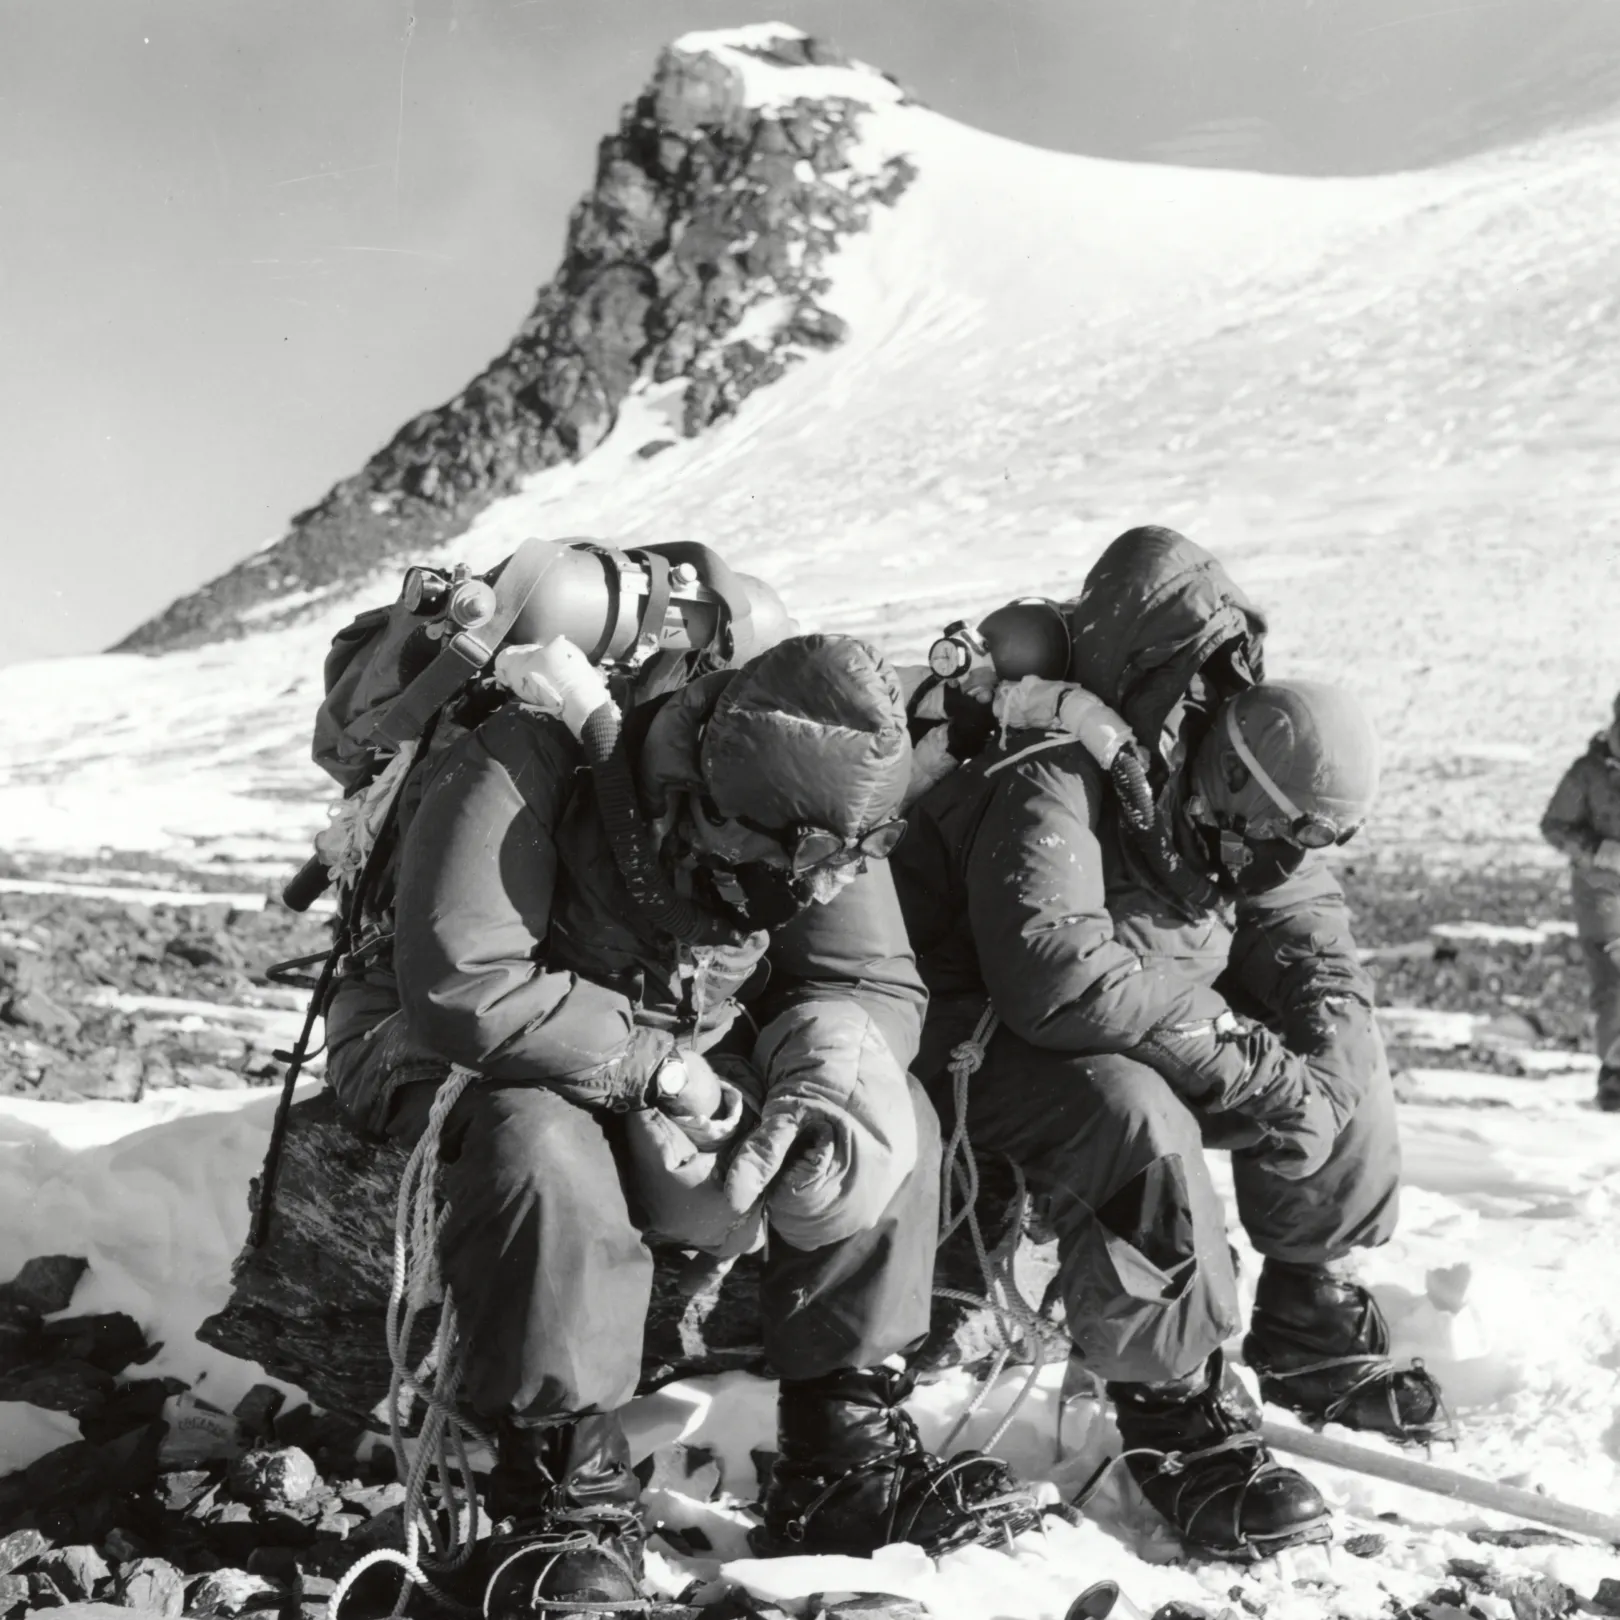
893;528;1381;1133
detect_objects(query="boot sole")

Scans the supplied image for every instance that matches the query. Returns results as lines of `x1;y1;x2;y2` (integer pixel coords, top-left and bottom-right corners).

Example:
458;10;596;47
747;1511;1044;1561
1183;1510;1333;1565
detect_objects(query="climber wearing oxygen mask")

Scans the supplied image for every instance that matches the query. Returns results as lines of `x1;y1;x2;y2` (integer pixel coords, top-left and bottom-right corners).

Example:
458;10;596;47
891;525;1449;1566
377;623;1043;1618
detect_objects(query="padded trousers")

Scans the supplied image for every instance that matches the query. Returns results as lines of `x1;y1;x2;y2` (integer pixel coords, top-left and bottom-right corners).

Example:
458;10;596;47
329;1022;941;1425
917;1000;1401;1386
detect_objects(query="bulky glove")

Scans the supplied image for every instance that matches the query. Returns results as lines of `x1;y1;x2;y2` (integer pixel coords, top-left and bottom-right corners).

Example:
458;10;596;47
493;636;616;738
724;1002;917;1249
1593;839;1620;877
1281;993;1382;1137
1135;1013;1339;1181
902;724;958;810
992;676;1135;764
626;1054;765;1257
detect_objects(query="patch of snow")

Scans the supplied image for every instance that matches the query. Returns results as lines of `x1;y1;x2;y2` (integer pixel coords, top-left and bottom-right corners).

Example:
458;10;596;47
0;877;269;910
1377;1006;1479;1048
1430;920;1564;946
0;1083;319;1474
672;26;907;115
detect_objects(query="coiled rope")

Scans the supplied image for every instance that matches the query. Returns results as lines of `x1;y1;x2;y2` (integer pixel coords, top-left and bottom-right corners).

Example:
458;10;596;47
328;1068;488;1620
933;1007;1059;1455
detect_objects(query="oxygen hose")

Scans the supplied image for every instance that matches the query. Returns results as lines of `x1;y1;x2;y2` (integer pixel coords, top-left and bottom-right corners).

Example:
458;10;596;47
1109;749;1157;831
579;701;744;948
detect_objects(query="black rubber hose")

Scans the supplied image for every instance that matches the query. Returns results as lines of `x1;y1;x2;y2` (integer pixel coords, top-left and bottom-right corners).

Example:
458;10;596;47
580;702;742;947
1109;746;1157;831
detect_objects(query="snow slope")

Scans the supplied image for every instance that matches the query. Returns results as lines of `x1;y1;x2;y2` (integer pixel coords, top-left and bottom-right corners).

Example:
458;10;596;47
3;28;1617;870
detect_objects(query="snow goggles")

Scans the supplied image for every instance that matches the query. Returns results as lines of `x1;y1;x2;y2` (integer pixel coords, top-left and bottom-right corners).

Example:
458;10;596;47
1223;701;1362;850
737;814;909;874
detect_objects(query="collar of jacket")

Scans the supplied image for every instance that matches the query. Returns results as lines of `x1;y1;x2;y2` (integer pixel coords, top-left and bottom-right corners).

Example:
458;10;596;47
634;669;739;817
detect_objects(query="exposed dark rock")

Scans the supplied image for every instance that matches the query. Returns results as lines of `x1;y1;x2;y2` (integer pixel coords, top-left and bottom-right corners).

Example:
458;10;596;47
0;1531;50;1579
1592;1578;1620;1616
814;1598;931;1619
229;1387;285;1442
184;1567;276;1618
0;1359;113;1416
3;1254;90;1314
1493;1576;1578;1620
0;1298;43;1374
3;986;82;1038
0;1424;166;1523
268;1406;364;1477
242;1546;299;1585
81;1379;188;1447
41;1313;155;1376
0;888;330;1104
336;1483;403;1520
226;1448;317;1507
117;34;915;653
116;1556;186;1618
1466;1527;1574;1548
1343;1532;1388;1558
36;1545;112;1603
637;1443;722;1502
27;1568;69;1609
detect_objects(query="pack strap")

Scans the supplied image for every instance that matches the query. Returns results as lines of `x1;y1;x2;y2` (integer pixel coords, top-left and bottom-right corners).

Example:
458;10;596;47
640;540;753;660
635;549;673;661
371;537;563;751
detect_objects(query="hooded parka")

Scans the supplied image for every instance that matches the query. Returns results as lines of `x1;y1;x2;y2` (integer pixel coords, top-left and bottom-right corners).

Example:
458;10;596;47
893;529;1399;1385
378;637;938;1424
1541;729;1620;1068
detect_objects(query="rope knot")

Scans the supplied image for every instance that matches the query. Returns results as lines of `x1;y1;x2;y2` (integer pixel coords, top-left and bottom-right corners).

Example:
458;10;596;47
949;1038;988;1077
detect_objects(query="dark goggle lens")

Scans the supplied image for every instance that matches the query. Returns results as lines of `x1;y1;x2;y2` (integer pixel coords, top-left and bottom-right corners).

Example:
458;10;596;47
789;818;908;873
857;819;908;862
789;828;848;871
1288;815;1361;851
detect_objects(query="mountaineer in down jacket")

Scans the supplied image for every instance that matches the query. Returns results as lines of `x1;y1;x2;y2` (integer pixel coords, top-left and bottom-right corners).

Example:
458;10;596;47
378;634;1040;1610
893;526;1445;1563
1540;693;1620;1110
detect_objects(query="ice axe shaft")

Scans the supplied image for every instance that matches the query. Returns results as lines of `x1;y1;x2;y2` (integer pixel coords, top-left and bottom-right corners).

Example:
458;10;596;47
1262;1421;1620;1545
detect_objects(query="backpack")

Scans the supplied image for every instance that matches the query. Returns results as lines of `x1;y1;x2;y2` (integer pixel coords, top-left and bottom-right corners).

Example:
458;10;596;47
286;536;772;912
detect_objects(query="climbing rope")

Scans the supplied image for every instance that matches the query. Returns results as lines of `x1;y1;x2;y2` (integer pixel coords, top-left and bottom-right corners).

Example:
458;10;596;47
934;1008;1059;1456
328;1067;489;1620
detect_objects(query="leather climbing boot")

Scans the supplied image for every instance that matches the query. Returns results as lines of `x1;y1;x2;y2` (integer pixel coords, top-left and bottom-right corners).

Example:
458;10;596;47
1597;1064;1620;1113
1108;1351;1331;1562
481;1412;649;1619
754;1365;1045;1556
1244;1259;1449;1443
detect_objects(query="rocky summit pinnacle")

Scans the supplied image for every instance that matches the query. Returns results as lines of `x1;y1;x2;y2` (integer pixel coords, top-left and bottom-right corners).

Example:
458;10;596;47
120;28;918;655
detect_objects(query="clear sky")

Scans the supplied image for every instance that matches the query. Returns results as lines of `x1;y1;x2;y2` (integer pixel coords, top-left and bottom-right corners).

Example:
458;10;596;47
3;0;1613;665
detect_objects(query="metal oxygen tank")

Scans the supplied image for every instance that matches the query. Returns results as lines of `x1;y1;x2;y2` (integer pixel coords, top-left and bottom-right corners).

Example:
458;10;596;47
281;537;788;912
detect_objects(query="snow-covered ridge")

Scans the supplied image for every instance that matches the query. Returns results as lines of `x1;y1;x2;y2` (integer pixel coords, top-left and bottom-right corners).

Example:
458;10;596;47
4;35;1619;870
671;23;908;111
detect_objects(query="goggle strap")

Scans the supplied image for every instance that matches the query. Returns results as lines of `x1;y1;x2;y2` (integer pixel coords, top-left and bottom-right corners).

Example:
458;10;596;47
1223;699;1310;829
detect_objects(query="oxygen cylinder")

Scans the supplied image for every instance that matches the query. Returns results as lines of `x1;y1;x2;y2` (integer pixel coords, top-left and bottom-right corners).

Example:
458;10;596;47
927;598;1070;684
499;541;721;663
978;598;1071;681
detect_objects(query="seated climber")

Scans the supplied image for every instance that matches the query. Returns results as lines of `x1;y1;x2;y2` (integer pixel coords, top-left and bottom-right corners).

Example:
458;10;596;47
891;526;1446;1563
339;632;1038;1616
